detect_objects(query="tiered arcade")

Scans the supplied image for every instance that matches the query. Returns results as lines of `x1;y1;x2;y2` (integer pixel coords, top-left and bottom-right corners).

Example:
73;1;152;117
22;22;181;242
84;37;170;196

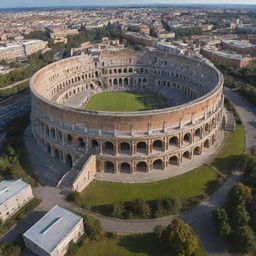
30;49;224;176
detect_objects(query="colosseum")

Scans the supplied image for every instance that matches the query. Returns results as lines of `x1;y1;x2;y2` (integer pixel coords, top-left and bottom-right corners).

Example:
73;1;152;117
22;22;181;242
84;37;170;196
30;49;224;191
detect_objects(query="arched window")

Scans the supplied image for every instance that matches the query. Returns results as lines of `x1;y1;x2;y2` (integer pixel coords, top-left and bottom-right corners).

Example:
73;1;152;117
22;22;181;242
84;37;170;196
153;159;163;170
136;162;147;172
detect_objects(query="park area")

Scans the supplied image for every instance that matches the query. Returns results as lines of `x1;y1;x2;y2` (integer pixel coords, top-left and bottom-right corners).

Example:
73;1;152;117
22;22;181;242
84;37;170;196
71;125;245;218
84;90;167;112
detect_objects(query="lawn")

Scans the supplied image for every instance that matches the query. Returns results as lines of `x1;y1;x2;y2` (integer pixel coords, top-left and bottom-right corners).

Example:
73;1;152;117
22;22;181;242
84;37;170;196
76;166;217;208
84;91;167;112
213;125;245;175
76;234;206;256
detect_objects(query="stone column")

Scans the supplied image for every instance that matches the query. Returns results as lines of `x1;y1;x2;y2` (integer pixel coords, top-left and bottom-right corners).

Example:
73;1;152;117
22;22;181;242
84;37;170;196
115;160;119;174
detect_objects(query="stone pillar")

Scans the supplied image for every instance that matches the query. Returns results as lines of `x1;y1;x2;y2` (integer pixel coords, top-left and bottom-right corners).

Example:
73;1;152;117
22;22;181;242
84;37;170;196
99;141;103;155
115;160;119;174
131;162;136;174
115;143;119;155
131;141;135;155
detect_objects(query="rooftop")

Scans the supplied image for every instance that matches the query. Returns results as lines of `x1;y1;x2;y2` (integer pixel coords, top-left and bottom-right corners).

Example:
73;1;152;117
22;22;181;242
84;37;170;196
23;205;83;254
223;40;256;49
0;179;31;205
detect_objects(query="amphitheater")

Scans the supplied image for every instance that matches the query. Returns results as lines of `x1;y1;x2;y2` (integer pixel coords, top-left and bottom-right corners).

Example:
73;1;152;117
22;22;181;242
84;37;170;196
30;48;224;191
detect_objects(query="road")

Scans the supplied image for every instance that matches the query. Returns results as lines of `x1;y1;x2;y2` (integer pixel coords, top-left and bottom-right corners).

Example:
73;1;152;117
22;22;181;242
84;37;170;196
0;93;31;128
1;89;255;256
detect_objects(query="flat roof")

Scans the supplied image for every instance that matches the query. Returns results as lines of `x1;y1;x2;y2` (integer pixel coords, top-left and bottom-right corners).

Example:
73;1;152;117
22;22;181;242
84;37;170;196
23;205;83;254
223;40;255;48
203;48;251;61
0;179;31;205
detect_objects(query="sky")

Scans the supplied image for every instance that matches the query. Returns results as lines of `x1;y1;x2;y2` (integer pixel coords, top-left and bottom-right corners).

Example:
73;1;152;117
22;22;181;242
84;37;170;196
1;0;256;8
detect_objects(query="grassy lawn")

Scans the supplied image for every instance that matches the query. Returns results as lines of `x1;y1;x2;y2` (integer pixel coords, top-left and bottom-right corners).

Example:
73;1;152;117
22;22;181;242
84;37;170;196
76;234;206;256
84;91;167;112
213;125;245;175
76;166;217;208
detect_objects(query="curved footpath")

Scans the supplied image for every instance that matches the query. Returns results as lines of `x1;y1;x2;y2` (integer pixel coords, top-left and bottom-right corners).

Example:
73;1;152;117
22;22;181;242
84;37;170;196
2;88;255;256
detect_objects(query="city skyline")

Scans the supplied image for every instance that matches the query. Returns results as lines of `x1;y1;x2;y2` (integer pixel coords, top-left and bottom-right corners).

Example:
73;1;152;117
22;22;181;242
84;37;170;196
1;0;256;8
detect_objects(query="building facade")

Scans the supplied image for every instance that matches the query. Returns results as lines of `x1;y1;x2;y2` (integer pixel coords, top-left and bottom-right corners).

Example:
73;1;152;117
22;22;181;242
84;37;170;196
30;49;224;187
23;205;84;256
0;179;34;222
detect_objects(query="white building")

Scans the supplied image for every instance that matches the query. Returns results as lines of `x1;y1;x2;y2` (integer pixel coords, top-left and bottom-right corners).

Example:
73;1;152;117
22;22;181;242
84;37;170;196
23;205;84;256
156;42;185;55
0;40;48;61
0;179;34;222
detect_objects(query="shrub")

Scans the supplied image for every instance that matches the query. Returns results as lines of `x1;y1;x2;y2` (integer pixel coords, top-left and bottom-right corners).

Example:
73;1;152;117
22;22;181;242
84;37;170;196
83;214;105;241
213;208;231;239
226;183;252;209
231;225;256;254
130;198;151;218
0;242;21;256
230;204;251;227
163;195;182;214
66;191;80;202
111;201;125;218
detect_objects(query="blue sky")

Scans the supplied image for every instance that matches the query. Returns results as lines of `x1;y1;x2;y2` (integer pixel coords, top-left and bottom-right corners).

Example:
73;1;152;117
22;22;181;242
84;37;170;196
0;0;256;8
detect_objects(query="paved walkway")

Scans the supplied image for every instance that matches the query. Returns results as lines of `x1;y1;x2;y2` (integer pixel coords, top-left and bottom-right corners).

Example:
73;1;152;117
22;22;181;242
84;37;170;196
224;87;256;152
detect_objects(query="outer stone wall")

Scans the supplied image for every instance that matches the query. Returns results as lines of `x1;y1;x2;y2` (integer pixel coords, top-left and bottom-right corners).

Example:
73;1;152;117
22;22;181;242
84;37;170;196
30;49;224;178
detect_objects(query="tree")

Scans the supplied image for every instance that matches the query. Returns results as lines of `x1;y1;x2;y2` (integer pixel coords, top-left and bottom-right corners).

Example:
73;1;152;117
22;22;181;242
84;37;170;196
230;204;251;227
227;183;252;209
164;195;182;214
83;214;105;241
162;218;200;256
232;225;256;254
0;242;21;256
213;208;231;238
131;198;151;217
111;201;125;218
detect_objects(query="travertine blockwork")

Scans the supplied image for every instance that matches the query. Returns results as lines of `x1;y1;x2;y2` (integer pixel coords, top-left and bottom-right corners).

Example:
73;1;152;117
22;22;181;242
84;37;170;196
30;49;224;176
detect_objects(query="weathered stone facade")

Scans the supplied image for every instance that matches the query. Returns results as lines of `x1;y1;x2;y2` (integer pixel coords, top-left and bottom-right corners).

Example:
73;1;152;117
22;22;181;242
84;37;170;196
30;49;224;181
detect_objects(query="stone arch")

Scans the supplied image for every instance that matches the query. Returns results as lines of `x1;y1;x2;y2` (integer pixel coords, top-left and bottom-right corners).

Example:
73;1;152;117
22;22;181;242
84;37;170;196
153;159;163;170
104;161;115;173
183;133;191;143
120;162;131;173
124;77;128;86
50;128;55;139
67;134;72;145
136;161;147;172
66;154;73;166
54;148;60;159
103;141;114;154
137;141;147;154
169;155;179;165
46;143;51;153
212;134;216;145
193;146;201;155
205;123;210;133
169;136;179;146
78;137;85;148
45;125;49;136
204;139;210;148
119;78;122;86
194;128;201;137
91;139;99;150
120;142;130;154
183;151;190;159
153;140;163;151
113;79;118;85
